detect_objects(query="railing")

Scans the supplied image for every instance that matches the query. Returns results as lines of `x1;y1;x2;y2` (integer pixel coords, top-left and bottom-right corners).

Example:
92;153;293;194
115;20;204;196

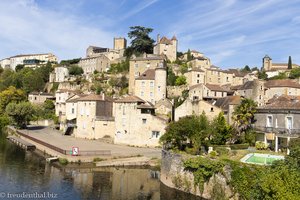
16;130;67;154
253;126;300;136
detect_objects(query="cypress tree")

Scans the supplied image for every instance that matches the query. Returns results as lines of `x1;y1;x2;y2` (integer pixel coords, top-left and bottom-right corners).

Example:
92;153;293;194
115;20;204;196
288;56;292;69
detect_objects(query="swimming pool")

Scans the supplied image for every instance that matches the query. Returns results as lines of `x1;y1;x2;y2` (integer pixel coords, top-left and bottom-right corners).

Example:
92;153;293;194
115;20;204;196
240;153;284;165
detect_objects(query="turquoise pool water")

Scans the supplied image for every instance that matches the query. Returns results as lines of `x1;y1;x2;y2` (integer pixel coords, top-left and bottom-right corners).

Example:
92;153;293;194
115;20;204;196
241;153;284;165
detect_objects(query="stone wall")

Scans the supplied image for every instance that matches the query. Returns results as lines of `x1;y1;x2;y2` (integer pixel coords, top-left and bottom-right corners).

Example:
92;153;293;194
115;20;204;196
160;150;238;200
167;85;188;97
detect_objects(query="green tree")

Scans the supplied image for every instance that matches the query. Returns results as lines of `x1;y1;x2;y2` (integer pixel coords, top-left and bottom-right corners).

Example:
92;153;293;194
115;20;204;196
69;65;83;75
210;112;233;145
241;65;251;72
269;72;288;80
187;49;193;61
21;68;45;93
36;62;53;82
0;66;4;74
60;58;81;66
175;75;186;86
15;64;24;72
288;56;292;69
286;138;300;169
289;67;300;79
232;98;257;143
258;70;268;80
6;102;35;128
127;26;155;56
167;66;177;86
0;86;26;114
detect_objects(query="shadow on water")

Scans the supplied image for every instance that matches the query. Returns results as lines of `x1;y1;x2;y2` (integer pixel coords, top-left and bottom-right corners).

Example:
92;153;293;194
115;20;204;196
0;130;203;200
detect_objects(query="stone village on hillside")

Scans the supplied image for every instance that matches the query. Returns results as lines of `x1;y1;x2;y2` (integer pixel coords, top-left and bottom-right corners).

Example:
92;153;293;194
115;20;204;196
1;34;299;153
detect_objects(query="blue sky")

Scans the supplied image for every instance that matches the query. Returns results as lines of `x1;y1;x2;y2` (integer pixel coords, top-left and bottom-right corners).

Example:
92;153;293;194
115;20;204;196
0;0;300;68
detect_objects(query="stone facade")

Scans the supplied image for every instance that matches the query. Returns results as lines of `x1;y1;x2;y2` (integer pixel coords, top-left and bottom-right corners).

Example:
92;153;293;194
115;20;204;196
78;54;110;74
187;55;211;69
28;92;55;104
3;53;57;70
55;89;78;122
254;95;300;154
114;96;167;147
129;54;165;93
75;94;114;139
188;83;231;101
52;66;69;83
184;68;206;86
153;35;177;62
175;99;222;121
113;37;127;50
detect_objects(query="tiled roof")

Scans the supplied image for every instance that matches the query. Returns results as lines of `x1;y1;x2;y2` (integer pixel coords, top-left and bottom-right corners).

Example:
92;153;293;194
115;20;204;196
189;83;203;90
76;94;113;102
115;95;145;103
56;89;81;94
29;92;54;96
238;81;255;90
259;95;300;110
171;35;177;41
227;69;248;77
205;84;229;92
214;96;241;111
160;36;172;45
136;69;155;80
189;67;205;72
66;94;88;103
131;54;164;61
265;79;300;89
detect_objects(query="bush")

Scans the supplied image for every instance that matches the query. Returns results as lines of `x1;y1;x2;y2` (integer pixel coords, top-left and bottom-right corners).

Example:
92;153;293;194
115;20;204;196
255;141;268;150
215;147;229;156
209;150;218;158
58;158;69;165
229;143;249;150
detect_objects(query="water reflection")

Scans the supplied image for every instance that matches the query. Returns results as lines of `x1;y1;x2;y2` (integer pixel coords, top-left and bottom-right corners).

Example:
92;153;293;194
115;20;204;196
0;131;202;200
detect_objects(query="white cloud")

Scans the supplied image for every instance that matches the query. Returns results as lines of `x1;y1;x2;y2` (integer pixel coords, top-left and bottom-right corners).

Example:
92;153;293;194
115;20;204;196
0;0;114;60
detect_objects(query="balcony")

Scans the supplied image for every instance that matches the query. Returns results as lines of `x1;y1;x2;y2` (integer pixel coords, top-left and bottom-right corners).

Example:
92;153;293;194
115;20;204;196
253;125;300;137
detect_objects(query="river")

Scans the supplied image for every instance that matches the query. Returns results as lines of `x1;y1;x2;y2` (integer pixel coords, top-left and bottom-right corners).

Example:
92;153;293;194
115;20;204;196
0;130;202;200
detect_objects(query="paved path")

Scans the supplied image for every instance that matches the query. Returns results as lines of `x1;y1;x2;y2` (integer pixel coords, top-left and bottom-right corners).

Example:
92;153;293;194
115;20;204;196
20;126;161;159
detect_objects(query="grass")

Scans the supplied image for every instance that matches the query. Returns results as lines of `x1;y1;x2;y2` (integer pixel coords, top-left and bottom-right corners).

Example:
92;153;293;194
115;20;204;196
58;158;69;165
93;157;105;162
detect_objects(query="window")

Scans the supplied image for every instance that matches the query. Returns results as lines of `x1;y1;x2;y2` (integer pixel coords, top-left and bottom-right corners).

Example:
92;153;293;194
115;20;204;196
150;92;153;97
150;81;154;87
267;115;273;127
158;86;161;92
197;74;200;78
142;118;147;124
34;97;37;100
141;91;144;96
210;107;214;112
218;78;220;83
71;108;74;114
152;131;160;138
122;118;126;127
197;80;199;84
226;77;229;82
286;116;293;130
135;63;138;68
141;81;145;87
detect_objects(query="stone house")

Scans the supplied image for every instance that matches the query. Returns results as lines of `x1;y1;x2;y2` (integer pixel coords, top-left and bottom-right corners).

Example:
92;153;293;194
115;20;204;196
155;98;173;116
153;35;177;62
50;66;69;83
187;55;211;69
129;54;166;95
114;95;167;147
214;96;241;124
134;67;167;104
264;79;300;100
55;89;80;123
184;68;206;86
28;92;55;104
175;99;222;121
78;54;110;75
188;83;232;101
253;95;300;154
233;80;266;106
75;94;115;139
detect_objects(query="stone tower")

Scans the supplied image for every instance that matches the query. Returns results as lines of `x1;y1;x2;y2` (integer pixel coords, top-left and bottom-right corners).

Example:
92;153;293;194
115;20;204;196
154;66;167;102
114;37;127;50
262;55;272;71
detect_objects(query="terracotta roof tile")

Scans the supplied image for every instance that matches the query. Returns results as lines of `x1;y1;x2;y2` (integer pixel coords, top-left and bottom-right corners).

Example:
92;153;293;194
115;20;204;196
205;84;229;92
159;36;172;45
136;69;155;80
77;94;113;102
214;96;241;111
259;95;300;110
115;95;145;103
265;79;300;89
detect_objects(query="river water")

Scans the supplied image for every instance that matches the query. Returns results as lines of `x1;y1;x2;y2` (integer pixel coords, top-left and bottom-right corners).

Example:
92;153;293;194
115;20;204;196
0;131;202;200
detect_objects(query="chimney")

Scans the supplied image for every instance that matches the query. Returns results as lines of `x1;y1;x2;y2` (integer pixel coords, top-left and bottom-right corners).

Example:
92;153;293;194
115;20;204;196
157;34;160;44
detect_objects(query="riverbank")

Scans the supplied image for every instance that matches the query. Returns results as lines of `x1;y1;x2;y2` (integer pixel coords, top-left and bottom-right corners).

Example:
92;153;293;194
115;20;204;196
5;125;161;165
